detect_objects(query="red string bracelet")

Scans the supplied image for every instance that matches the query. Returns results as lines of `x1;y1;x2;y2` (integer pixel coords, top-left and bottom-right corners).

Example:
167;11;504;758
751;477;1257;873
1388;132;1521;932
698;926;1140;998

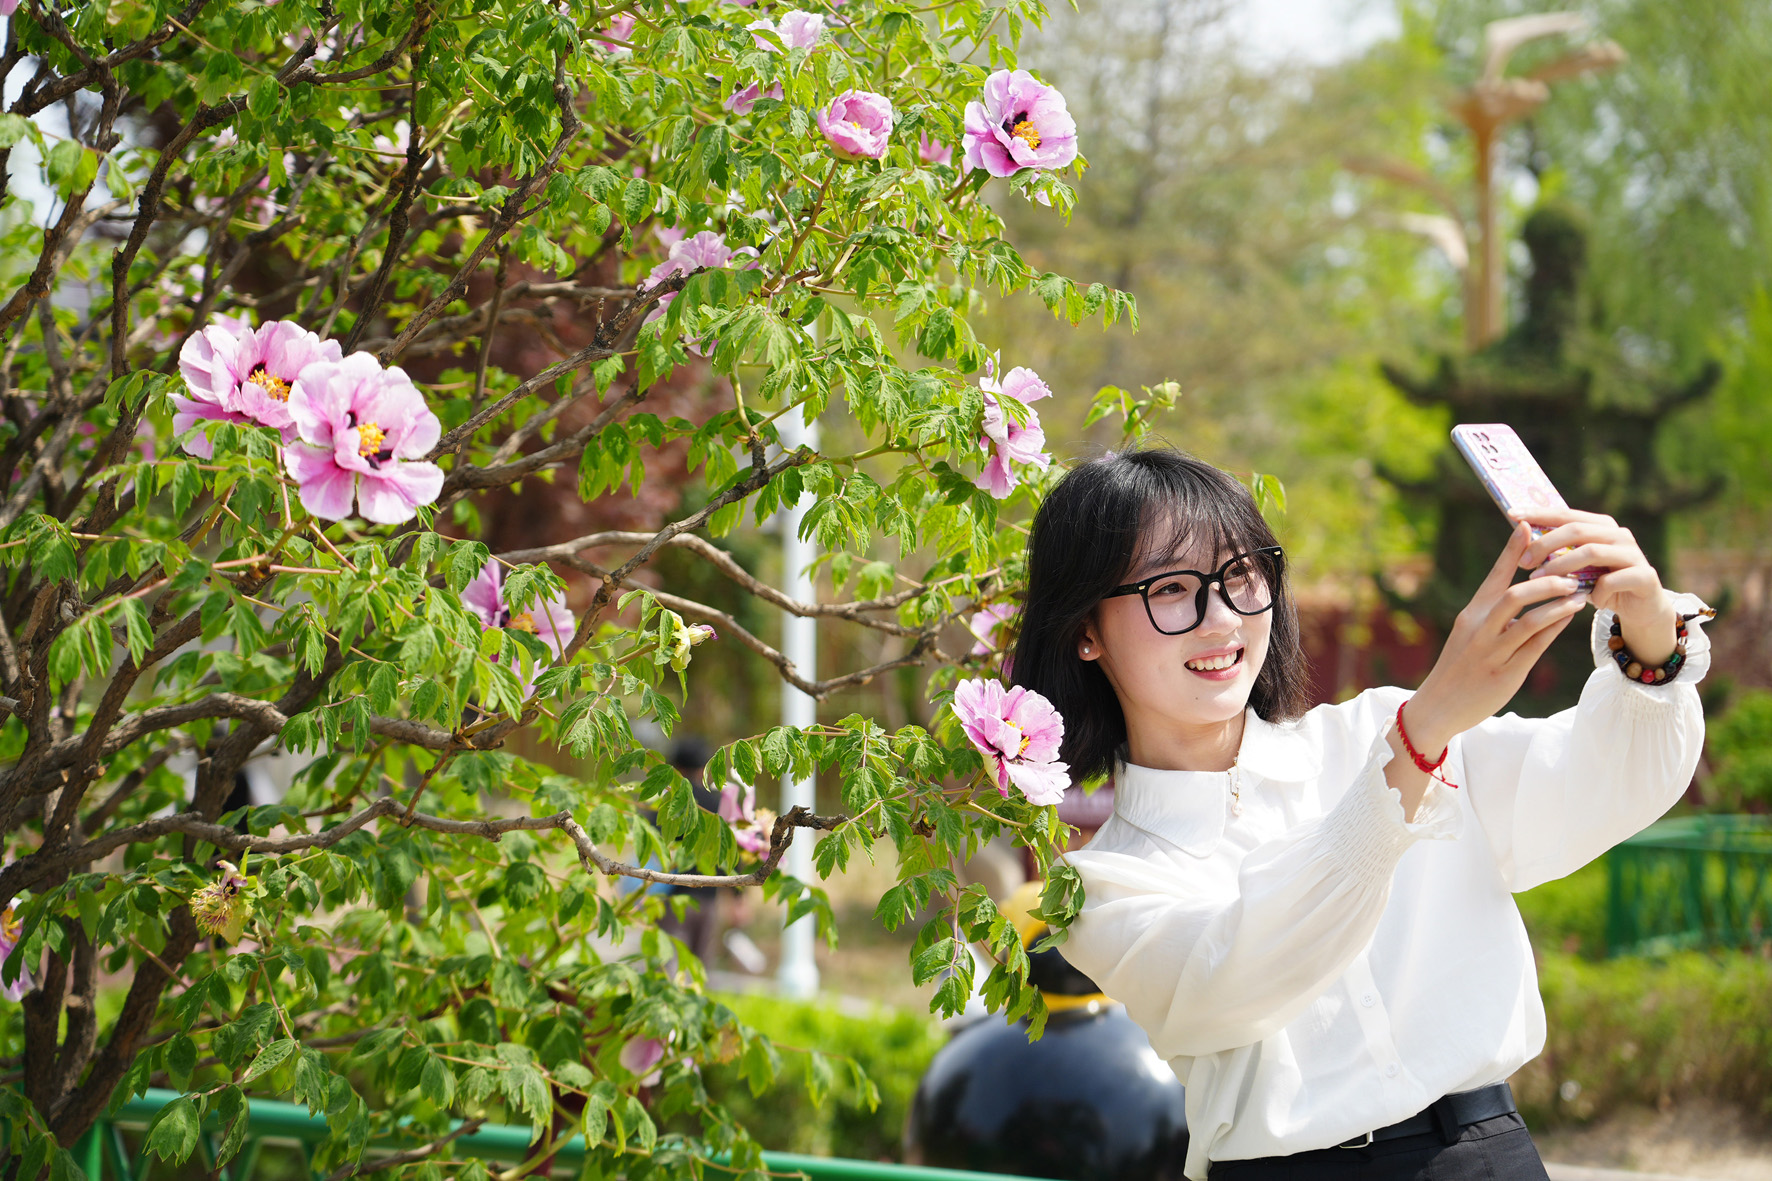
1396;699;1458;790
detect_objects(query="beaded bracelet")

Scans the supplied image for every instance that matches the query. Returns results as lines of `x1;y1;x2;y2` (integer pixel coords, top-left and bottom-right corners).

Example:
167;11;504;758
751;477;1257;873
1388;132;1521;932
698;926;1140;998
1606;611;1709;685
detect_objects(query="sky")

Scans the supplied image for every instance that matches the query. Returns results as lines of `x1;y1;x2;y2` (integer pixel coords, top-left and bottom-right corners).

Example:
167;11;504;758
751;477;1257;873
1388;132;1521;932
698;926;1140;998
1231;0;1402;65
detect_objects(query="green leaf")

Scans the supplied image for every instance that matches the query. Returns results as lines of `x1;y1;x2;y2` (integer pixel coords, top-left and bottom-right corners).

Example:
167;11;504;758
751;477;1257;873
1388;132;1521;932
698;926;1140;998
144;1097;200;1164
166;1034;197;1090
18;1132;52;1181
241;1037;298;1084
420;1053;456;1109
213;1086;249;1165
44;140;98;199
171;463;203;519
621;176;651;227
0;114;31;148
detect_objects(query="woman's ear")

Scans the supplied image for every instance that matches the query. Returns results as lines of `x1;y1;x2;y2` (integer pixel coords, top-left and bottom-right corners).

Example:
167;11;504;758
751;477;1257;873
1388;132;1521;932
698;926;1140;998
1077;621;1102;662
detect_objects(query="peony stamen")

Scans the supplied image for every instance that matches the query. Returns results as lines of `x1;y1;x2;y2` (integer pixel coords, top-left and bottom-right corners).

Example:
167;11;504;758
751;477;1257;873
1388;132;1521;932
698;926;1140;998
507;611;539;634
1009;118;1041;150
356;421;386;459
247;365;291;402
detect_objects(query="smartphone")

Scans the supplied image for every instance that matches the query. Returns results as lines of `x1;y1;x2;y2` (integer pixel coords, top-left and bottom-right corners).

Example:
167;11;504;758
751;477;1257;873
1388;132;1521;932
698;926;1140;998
1450;423;1604;591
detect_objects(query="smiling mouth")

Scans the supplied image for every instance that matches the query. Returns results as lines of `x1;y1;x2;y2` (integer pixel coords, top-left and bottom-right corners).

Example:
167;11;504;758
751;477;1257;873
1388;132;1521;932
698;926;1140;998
1185;649;1244;673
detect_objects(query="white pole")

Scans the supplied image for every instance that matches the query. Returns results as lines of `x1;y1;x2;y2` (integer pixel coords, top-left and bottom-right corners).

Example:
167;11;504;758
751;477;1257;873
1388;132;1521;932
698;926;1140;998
776;403;820;999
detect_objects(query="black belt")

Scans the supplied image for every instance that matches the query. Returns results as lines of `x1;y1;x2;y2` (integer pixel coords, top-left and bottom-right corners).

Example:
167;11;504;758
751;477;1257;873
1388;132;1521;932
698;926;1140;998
1338;1082;1517;1148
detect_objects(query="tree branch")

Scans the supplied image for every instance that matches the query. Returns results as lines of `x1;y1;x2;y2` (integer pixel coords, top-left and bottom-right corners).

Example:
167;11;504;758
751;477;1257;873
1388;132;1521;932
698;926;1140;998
323;1118;489;1181
378;55;581;365
499;531;929;629
42;798;848;890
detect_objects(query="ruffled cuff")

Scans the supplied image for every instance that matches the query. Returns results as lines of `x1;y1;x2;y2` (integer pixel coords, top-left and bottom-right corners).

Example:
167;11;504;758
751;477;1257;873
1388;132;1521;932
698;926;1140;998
1322;728;1464;885
1589;590;1714;699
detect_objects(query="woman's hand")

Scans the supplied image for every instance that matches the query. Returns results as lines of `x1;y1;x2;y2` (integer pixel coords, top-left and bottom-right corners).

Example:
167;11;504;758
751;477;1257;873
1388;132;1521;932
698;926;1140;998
1399;521;1591;763
1513;505;1678;666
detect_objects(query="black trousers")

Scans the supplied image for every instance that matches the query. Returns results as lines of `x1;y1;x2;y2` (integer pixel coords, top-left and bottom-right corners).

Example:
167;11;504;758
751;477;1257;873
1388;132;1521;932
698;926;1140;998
1207;1114;1551;1180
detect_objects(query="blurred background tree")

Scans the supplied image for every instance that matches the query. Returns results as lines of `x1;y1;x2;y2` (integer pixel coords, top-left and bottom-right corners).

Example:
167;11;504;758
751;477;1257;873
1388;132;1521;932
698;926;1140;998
980;0;1772;707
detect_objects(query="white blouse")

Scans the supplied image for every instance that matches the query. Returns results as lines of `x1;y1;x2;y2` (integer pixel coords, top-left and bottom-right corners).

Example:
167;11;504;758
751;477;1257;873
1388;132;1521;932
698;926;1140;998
1061;595;1712;1179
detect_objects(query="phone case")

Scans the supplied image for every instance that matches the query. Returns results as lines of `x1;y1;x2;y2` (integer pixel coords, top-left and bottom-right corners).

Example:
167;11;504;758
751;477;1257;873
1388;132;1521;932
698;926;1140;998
1451;423;1603;590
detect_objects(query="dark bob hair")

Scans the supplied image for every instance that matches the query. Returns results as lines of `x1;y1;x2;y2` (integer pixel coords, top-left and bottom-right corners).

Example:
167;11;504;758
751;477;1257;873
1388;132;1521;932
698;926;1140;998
1008;447;1311;781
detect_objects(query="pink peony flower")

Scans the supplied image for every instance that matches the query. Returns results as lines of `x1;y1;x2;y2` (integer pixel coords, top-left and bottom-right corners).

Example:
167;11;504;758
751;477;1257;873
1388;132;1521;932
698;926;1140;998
642;231;748;353
175;315;342;457
817;89;894;160
967;602;1019;656
725;12;820;114
371;120;411;159
718;779;776;855
962;69;1079;178
973;363;1052;499
462;559;576;695
620;1036;666;1079
0;905;31;1001
282;353;444;524
595;13;637;50
952;678;1069;806
765;10;825;49
918;134;952;166
724;81;783;115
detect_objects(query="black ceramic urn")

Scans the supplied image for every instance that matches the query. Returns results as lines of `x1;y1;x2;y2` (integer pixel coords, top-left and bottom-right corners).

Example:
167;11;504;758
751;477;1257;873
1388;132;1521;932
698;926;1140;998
903;883;1188;1181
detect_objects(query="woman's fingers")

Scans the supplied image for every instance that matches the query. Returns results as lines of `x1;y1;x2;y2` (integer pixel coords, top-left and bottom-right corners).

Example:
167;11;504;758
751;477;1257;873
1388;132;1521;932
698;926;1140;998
1484;574;1581;633
1508;505;1612;531
1503;601;1582;668
1531;541;1638;579
1520;521;1626;568
1475;522;1534;603
1498;591;1588;659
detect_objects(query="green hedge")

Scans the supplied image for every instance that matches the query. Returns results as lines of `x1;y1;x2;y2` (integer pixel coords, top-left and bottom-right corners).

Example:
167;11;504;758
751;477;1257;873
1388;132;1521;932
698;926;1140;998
1512;949;1772;1126
1515;858;1611;958
700;993;947;1161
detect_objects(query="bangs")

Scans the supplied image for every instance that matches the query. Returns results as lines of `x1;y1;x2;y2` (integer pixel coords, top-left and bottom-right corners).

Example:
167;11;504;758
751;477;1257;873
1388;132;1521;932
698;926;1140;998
1129;498;1273;582
1113;453;1278;585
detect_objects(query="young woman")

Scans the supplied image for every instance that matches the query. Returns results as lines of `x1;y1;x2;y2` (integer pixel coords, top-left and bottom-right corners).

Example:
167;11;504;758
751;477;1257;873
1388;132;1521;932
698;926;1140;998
1010;448;1711;1181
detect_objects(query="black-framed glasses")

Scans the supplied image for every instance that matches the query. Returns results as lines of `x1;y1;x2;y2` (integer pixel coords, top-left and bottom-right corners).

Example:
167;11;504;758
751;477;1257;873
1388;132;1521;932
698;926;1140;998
1102;547;1285;636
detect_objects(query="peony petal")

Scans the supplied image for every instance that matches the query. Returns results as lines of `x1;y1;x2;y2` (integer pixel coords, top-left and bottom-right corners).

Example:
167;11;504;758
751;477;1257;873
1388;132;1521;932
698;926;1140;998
257;320;340;385
776;10;824;48
355;461;444;524
461;562;505;627
951;677;1003;730
1006;758;1070;806
234;381;295;431
286;448;358;521
999;367;1052;404
533;597;576;656
288;353;378;443
973;451;1017;498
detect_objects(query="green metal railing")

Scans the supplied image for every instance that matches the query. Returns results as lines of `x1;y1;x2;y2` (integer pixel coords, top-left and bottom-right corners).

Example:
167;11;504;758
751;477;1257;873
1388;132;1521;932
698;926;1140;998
83;1089;1005;1181
1606;814;1772;956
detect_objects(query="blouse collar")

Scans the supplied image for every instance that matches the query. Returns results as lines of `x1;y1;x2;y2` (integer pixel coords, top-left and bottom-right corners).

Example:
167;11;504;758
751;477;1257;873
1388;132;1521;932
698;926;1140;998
1112;708;1321;855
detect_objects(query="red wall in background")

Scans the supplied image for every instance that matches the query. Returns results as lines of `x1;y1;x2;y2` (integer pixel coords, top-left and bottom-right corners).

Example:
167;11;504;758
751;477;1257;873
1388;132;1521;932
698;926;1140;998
1296;604;1440;706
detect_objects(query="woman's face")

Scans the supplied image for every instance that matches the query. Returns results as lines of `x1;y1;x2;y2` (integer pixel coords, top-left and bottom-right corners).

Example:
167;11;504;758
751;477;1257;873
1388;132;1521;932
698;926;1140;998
1077;534;1274;740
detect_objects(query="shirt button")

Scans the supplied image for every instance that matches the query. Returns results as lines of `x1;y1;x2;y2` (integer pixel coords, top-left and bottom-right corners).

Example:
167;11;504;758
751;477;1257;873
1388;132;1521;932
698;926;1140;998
1362;993;1376;1007
1384;1063;1400;1079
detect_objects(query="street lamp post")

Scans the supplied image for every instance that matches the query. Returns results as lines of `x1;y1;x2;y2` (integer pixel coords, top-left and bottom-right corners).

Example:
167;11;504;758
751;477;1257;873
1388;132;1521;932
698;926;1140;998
776;404;820;999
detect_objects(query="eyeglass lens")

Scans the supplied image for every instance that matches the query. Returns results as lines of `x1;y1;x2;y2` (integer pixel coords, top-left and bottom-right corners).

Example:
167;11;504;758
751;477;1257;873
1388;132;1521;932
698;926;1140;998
1145;554;1276;634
